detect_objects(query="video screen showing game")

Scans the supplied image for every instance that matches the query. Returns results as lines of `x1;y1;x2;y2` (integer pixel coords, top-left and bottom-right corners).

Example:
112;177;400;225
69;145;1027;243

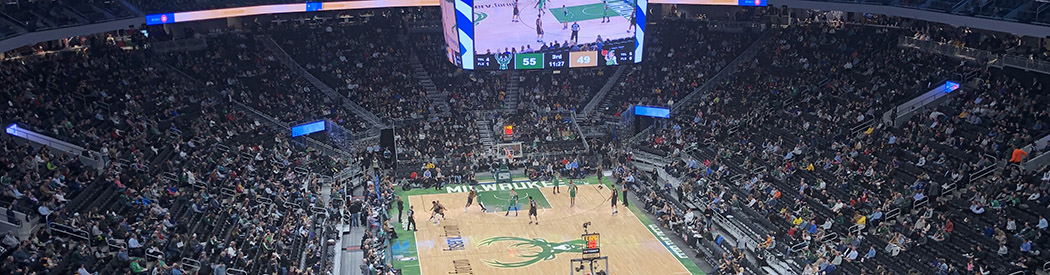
467;0;646;70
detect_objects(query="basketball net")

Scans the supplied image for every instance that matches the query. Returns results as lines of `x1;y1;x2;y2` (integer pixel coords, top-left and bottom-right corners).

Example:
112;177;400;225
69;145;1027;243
505;147;514;160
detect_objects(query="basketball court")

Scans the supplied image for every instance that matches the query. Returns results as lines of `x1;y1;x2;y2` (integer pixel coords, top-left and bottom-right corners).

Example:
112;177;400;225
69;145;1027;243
388;178;701;275
472;0;638;54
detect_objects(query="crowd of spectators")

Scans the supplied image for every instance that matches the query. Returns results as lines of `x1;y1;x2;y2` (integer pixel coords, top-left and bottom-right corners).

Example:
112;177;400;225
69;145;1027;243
271;22;435;122
591;20;758;123
356;177;400;275
0;27;343;275
160;32;370;134
635;20;1050;275
5;5;1050;275
411;33;511;111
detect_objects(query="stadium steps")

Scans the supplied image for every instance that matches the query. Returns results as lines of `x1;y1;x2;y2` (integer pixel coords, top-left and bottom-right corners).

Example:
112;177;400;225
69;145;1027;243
476;111;497;148
579;65;626;121
408;49;451;116
504;71;522;112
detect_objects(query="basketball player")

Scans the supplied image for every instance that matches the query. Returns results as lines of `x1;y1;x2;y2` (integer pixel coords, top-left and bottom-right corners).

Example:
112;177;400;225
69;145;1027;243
562;5;569;29
596;164;604;185
430;200;446;225
610;185;619;215
466;187;487;212
536;15;544;43
602;4;610;23
552;174;561;194
505;188;520;216
429;201;439;222
626;8;636;33
535;0;547;15
528;197;539;225
569;180;577;207
512;0;520;22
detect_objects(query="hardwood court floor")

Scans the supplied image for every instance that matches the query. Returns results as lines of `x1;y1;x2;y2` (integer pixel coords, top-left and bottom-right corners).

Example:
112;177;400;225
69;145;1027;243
406;184;692;275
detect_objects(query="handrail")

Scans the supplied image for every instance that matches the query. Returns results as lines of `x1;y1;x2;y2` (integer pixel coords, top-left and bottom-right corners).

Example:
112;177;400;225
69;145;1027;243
580;66;627;118
48;223;90;242
0;207;25;228
5;124;98;160
181;258;202;272
900;36;1050;74
259;36;385;128
569;111;590;153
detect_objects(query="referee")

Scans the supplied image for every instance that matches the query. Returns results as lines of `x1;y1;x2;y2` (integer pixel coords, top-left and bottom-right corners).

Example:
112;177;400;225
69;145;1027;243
570;21;580;43
407;206;417;231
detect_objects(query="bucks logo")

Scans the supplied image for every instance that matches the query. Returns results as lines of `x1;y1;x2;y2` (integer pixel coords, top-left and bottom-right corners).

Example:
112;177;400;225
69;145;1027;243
494;54;513;70
474;11;488;25
477;236;584;268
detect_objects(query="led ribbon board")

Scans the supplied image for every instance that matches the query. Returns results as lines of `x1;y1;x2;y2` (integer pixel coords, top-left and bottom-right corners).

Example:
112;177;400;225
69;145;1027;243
646;0;766;5
146;0;441;25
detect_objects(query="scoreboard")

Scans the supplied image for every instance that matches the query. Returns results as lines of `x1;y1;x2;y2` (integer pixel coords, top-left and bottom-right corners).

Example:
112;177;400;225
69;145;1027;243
515;53;545;70
474;45;635;70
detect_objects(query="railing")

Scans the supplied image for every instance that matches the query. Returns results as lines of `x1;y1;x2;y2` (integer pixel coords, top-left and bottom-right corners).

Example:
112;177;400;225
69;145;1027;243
900;36;1050;74
151;37;208;53
5;124;98;163
673;30;772;114
884;80;960;127
1000;55;1050;74
885;208;901;221
706;20;766;33
232;100;356;157
260;36;385;128
580;66;627;118
48;223;90;242
569;111;590;152
972;163;999;183
898;36;998;64
789;241;809;253
850;119;875;136
1024;150;1050;171
181;258;202;273
820;232;839;243
0;207;26;228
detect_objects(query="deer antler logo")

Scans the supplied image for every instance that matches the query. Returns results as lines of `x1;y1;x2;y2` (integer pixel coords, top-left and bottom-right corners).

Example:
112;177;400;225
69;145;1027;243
476;236;584;268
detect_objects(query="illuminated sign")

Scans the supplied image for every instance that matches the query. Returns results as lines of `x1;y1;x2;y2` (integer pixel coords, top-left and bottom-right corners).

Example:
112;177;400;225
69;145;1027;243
582;233;600;255
145;13;175;25
146;0;439;25
648;0;766;5
291;120;326;137
634;106;670;118
944;81;960;93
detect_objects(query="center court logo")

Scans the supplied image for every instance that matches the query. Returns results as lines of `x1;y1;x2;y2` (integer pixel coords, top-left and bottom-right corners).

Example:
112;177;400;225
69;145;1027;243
477;236;584;268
